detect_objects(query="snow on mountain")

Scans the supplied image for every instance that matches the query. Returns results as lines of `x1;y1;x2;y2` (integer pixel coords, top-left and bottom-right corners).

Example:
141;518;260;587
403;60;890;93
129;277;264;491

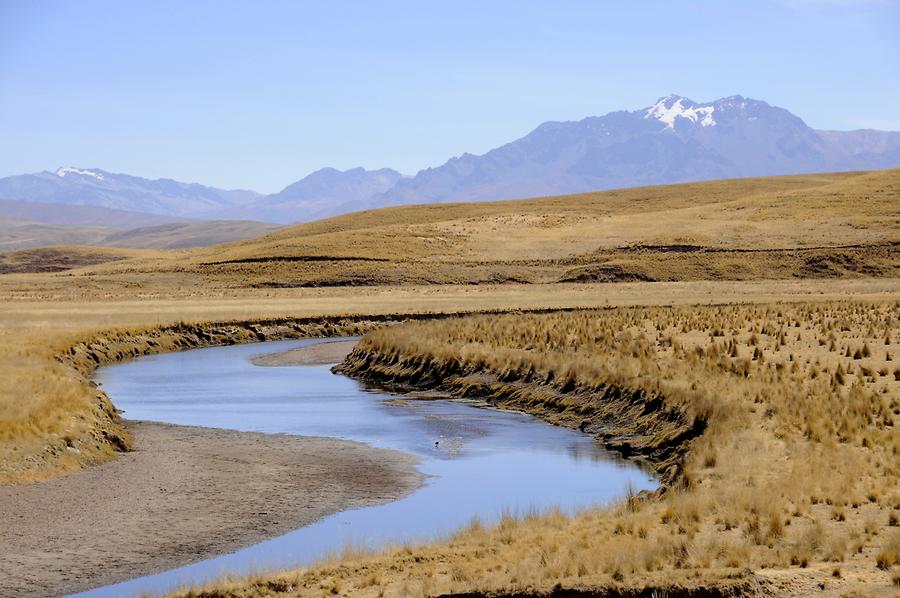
645;95;716;129
0;168;261;217
371;94;900;206
55;167;105;181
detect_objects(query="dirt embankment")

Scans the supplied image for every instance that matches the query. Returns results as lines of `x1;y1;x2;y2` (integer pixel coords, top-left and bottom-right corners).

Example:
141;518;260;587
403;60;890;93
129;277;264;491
0;420;422;598
560;242;900;284
335;345;702;485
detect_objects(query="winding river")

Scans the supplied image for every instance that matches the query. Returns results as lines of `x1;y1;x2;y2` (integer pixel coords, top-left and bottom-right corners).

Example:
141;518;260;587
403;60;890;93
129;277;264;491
74;338;655;597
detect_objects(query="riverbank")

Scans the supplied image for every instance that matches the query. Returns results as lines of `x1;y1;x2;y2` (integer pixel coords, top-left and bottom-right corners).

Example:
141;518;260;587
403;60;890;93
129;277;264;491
0;420;422;598
7;279;892;486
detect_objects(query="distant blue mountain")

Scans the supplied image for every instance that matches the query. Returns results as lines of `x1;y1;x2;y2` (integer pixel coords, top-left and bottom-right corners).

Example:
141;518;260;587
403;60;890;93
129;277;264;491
371;95;900;207
0;167;261;217
1;95;898;224
227;167;403;223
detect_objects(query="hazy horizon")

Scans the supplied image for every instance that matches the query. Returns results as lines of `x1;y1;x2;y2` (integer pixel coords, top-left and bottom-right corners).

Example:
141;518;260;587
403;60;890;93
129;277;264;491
2;0;898;192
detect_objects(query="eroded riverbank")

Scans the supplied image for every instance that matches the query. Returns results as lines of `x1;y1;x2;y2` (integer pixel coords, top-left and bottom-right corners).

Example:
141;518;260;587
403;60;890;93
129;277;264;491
0;420;422;598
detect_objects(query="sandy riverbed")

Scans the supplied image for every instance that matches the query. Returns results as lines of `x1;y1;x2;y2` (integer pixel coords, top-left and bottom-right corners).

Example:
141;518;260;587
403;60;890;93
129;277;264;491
0;420;421;598
250;339;358;366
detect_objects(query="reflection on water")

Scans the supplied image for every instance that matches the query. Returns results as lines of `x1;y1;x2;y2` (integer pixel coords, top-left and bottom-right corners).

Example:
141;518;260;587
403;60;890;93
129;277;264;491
73;339;656;597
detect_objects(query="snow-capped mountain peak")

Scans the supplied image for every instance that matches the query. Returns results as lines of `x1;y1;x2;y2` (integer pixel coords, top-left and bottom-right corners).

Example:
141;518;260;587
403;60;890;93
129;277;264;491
2;94;895;225
55;167;105;181
645;95;716;129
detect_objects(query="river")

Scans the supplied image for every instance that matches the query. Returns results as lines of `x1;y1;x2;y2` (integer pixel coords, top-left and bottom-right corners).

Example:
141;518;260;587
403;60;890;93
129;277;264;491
74;338;655;597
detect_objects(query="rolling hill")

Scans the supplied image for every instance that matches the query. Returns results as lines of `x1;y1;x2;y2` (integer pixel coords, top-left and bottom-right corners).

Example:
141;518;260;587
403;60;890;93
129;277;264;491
0;217;115;252
0;215;280;253
96;220;281;249
85;168;899;287
0;198;189;229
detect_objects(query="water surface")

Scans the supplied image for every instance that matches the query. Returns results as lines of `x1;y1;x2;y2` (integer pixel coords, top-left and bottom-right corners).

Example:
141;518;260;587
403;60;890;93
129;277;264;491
75;338;655;597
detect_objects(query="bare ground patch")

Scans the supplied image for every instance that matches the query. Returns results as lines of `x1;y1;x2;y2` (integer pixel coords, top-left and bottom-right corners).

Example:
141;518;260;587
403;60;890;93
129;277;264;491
0;420;422;598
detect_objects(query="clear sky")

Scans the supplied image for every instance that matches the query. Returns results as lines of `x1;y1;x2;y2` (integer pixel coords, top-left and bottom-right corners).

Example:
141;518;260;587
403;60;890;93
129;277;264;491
1;0;898;192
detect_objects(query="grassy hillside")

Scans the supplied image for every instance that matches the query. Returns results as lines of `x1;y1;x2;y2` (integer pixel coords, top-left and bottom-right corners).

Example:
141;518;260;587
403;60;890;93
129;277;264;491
84;169;899;288
0;217;116;251
0;217;280;255
0;221;281;273
0;198;187;229
97;220;281;249
0;246;158;274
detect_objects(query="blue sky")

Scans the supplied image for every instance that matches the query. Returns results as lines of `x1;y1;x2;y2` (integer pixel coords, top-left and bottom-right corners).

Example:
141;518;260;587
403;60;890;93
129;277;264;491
1;0;898;192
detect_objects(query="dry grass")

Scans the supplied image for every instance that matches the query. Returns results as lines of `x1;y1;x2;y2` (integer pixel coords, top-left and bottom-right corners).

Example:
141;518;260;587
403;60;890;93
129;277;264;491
170;301;900;596
207;168;900;259
75;168;900;288
1;277;896;483
0;168;898;594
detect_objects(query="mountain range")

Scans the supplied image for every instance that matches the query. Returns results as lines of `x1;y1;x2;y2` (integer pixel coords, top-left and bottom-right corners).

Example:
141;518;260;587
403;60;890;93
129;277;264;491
223;167;403;223
1;95;898;228
373;95;900;206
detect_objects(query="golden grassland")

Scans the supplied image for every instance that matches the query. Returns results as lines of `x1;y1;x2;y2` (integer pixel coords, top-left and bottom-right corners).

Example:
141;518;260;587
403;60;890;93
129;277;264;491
57;168;899;287
167;301;900;597
0;168;898;594
198;169;900;259
1;169;896;286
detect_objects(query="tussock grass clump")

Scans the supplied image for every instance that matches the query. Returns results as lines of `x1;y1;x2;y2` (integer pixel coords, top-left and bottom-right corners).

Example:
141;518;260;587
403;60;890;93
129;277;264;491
351;301;897;457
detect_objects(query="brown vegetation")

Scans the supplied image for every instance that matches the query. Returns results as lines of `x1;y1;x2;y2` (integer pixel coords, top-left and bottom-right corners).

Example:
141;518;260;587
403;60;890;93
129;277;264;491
78;168;899;287
2;277;894;484
0;245;153;274
0;169;898;595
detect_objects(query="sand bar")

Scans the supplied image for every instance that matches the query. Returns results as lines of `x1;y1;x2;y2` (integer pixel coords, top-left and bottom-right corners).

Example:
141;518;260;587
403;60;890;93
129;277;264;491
250;339;358;367
0;420;421;598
